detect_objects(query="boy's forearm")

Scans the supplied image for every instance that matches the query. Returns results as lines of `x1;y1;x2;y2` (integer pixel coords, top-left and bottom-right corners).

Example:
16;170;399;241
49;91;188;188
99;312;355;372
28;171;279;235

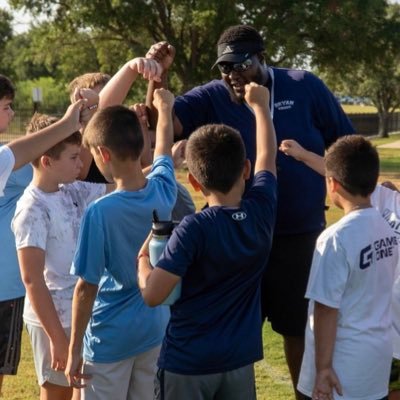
146;74;168;130
254;107;277;176
301;151;325;176
153;109;173;159
99;62;139;109
69;278;98;353
9;118;76;170
314;301;338;371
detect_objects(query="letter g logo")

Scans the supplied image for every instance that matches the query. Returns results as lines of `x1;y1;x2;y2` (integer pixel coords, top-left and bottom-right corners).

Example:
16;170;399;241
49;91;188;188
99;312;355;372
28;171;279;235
360;245;373;269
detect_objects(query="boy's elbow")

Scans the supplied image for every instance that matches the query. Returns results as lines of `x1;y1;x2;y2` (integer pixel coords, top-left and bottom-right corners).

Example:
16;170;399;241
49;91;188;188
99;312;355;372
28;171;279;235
141;290;163;307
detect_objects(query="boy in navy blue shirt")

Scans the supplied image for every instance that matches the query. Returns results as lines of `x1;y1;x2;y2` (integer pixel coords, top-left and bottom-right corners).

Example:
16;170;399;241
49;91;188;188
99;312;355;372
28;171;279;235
137;82;277;400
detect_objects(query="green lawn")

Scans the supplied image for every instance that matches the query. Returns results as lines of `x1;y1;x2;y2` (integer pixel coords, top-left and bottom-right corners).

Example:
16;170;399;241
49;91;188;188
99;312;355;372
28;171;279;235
3;135;400;399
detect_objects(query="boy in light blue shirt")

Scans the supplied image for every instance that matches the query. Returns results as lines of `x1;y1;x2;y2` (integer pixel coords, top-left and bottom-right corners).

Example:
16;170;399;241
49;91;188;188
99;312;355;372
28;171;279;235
66;86;177;400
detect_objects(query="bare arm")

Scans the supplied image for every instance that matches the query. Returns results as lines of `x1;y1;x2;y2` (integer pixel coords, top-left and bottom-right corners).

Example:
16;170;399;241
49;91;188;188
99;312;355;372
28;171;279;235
244;83;277;176
312;301;343;399
137;234;180;307
152;89;175;159
65;278;98;388
18;247;68;371
99;58;162;109
279;139;325;176
9;100;85;170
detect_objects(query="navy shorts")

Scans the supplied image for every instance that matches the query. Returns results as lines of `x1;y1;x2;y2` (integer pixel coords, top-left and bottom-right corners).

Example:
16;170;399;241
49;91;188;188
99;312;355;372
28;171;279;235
0;296;24;375
261;231;320;336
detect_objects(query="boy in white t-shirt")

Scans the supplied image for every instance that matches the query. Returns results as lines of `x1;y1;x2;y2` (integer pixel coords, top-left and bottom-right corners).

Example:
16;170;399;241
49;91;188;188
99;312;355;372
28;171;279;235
11;113;115;400
292;135;398;400
281;138;400;395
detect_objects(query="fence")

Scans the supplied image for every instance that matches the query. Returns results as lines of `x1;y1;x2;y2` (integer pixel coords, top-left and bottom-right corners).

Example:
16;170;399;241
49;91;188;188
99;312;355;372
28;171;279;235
2;109;400;144
348;112;400;137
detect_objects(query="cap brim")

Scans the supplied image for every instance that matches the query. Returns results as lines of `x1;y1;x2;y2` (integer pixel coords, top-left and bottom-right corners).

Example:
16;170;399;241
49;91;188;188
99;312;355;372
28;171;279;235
212;53;249;69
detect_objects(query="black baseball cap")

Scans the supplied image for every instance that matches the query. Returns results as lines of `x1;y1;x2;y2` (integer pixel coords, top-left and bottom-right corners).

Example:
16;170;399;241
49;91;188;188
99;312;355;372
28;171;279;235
212;40;265;68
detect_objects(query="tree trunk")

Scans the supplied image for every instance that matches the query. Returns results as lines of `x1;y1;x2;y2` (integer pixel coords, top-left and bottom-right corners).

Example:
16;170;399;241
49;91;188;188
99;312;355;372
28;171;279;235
378;110;390;138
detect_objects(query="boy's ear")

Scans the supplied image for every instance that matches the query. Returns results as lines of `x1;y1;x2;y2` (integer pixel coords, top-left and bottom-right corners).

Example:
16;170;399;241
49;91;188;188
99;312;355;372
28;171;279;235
41;155;51;168
98;146;111;163
188;172;202;192
327;176;340;193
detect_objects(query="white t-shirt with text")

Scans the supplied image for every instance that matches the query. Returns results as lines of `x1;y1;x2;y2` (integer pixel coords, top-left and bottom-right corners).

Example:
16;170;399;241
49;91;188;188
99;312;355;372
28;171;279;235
298;208;398;400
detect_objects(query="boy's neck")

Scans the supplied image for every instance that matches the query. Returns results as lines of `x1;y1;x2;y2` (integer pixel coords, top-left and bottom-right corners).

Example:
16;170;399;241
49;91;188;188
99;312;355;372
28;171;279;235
342;196;372;215
204;184;244;208
32;172;60;193
111;161;147;191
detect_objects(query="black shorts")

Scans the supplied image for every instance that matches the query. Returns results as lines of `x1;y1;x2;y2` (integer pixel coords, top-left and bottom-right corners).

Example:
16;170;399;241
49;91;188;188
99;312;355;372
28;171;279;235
261;231;320;337
0;296;24;375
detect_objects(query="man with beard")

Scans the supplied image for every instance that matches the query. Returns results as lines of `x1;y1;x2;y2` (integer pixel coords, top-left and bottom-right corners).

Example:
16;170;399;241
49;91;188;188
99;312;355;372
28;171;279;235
146;25;354;400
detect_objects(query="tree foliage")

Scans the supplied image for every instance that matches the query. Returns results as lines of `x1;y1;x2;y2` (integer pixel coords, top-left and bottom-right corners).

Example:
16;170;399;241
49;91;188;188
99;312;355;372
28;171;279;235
5;0;400;136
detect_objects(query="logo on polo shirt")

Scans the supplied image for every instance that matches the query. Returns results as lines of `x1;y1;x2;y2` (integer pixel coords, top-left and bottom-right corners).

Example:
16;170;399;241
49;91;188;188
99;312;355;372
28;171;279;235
232;211;247;221
274;100;295;111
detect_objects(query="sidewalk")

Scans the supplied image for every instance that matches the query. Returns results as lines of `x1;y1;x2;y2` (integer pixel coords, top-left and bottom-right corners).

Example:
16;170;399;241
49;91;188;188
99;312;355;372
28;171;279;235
378;140;400;149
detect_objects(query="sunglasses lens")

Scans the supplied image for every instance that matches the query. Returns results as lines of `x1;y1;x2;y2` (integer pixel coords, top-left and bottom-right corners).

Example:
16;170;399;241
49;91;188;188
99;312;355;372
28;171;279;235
218;59;252;74
218;64;231;74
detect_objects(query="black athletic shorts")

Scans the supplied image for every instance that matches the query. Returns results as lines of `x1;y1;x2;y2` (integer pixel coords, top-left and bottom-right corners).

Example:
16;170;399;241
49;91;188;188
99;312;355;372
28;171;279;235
261;231;321;337
0;296;24;375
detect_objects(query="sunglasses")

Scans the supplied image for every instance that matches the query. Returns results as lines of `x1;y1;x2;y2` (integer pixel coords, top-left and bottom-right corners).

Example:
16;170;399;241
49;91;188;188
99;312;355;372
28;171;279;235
217;58;253;74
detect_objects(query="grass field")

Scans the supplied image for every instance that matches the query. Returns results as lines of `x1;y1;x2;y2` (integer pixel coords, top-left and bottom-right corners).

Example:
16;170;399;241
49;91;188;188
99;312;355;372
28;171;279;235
2;134;400;399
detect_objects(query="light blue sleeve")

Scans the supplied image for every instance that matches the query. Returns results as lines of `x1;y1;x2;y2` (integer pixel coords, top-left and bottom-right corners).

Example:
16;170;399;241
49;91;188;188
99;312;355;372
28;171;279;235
71;204;106;285
148;155;177;214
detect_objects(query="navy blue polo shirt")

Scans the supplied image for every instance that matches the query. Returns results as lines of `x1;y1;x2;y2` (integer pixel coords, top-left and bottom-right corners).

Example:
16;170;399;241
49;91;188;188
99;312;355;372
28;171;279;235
174;68;354;235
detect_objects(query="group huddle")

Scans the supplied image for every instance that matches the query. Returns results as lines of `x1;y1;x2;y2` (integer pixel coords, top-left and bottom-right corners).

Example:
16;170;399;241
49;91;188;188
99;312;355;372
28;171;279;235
0;24;399;400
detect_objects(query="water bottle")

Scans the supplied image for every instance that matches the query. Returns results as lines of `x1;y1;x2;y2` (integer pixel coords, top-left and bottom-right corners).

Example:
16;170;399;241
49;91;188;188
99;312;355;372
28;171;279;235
149;210;181;305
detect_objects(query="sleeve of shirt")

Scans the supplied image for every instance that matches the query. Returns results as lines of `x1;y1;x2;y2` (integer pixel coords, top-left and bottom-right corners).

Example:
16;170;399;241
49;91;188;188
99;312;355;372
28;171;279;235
174;85;215;139
12;201;49;251
371;184;398;211
70;204;106;285
156;216;201;278
305;233;349;308
244;171;278;225
148;155;177;213
0;145;15;197
306;72;355;147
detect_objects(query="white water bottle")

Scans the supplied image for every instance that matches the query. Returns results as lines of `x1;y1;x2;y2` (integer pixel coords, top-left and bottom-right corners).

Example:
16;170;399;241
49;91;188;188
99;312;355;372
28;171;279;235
149;210;181;305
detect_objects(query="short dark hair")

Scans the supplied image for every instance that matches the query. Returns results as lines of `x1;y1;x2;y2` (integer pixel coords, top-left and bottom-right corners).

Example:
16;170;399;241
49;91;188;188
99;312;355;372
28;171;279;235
186;124;246;194
217;25;264;47
83;105;143;161
27;113;82;167
0;75;15;100
325;135;379;197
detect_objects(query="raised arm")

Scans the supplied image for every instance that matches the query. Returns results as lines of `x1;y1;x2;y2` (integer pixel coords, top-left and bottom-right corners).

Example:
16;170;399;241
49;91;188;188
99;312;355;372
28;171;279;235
244;83;276;176
280;139;325;176
152;89;174;159
9;99;85;170
99;57;162;109
145;42;184;137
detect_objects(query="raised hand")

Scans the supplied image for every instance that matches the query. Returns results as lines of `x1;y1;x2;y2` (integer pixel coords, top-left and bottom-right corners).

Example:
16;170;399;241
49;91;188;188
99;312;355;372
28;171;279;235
244;82;270;109
129;57;163;82
279;139;307;161
153;88;175;112
146;41;176;71
172;140;187;169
